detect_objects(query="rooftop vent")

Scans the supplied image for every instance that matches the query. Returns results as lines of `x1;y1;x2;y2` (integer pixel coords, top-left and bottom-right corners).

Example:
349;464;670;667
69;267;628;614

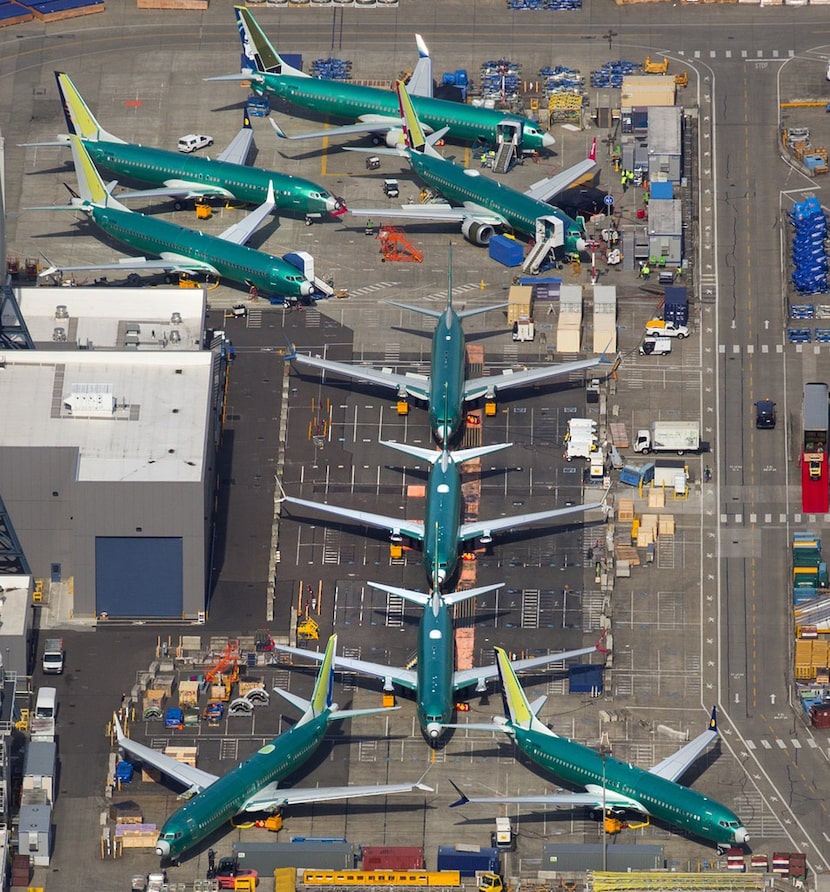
52;327;66;342
171;312;182;325
54;305;69;319
63;383;116;417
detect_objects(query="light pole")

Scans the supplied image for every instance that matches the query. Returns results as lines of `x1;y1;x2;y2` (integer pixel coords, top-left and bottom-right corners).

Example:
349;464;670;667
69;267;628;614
601;751;607;872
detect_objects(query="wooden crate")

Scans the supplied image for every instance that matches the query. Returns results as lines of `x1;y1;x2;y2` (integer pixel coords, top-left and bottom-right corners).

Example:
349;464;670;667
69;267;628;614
647;489;665;508
178;680;200;707
609;422;629;449
238;680;264;697
658;514;676;535
617;498;635;522
615;545;641;566
154;676;175;698
164;746;197;767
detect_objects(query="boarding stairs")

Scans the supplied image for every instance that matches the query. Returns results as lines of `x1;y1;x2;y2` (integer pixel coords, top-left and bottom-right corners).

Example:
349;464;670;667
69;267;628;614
522;215;565;274
492;140;517;174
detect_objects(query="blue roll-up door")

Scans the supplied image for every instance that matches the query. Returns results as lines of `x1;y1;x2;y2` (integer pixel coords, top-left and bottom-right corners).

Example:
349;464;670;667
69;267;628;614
96;537;183;617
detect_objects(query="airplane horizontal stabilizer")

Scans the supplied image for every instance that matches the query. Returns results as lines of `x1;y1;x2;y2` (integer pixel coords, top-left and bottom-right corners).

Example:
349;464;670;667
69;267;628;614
271;685;311;715
327;705;400;722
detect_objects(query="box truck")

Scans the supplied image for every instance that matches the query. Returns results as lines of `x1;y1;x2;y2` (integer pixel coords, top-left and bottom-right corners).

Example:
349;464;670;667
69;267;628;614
633;421;700;455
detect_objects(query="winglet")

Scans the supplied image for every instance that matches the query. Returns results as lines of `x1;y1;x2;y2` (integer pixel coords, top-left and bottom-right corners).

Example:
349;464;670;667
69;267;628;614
415;34;430;59
595;628;611;654
282;336;297;361
270;117;289;140
243;110;252;131
589;136;597;162
709;706;718;733
309;634;337;716
449;780;470;808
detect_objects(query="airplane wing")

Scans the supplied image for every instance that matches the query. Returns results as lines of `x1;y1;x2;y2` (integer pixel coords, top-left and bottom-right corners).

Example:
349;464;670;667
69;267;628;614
218;181;275;245
346;204;506;227
114;716;218;793
271;116;407;143
450;789;638;810
282;495;426;542
452;644;599;693
39;255;218;278
216;121;255;166
292;353;431;402
523;139;598;204
463;357;606;401
243;780;432;812
458;501;603;543
111;183;235;203
272;644;418;692
648;708;719;782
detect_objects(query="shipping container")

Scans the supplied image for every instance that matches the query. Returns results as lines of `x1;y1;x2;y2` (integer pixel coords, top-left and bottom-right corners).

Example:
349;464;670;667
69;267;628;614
436;846;499;877
361;848;425;871
232;842;356;874
488;235;524;268
662;286;688;325
772;853;793;874
750;854;769;871
568;664;603;694
541;843;664;873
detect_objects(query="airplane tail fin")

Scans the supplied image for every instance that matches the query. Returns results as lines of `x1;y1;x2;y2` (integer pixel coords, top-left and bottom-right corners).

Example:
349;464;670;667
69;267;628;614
68;135;129;211
395;79;440;159
235;6;305;78
495;646;551;734
54;71;123;144
308;633;337;718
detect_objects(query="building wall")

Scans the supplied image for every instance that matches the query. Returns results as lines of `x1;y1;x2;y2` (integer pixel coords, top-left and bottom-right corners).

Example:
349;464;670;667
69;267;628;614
0;448;209;619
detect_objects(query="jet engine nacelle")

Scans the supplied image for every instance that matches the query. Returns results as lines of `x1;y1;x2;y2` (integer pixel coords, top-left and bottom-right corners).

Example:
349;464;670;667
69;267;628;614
390;530;403;543
462;219;496;246
479;531;493;545
385;128;405;149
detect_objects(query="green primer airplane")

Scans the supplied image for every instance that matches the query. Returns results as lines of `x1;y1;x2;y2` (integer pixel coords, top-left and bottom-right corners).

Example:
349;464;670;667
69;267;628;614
281;440;603;589
293;259;606;443
37;72;345;222
347;79;589;255
448;647;749;850
31;135;315;299
113;634;430;862
212;7;554;153
273;583;602;744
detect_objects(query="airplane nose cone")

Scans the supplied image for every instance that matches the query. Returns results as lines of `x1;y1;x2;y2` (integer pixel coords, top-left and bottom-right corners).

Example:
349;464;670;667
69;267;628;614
300;281;314;297
328;195;348;216
155;840;171;858
541;131;556;149
734;828;749;845
436;424;449;444
575;238;587;253
436;568;446;584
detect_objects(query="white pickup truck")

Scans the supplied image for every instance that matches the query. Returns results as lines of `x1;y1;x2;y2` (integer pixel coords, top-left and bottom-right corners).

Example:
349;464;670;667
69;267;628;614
644;319;690;339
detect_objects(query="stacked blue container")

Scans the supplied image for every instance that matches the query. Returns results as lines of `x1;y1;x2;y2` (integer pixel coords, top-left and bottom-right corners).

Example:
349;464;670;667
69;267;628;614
789;197;828;294
590;60;640;88
480;59;521;101
310;58;352;81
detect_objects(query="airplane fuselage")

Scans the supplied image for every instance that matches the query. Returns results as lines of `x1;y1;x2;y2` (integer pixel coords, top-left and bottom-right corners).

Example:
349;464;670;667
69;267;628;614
409;152;585;254
254;75;551;151
156;716;327;860
83;140;342;218
429;308;466;443
416;596;456;742
422;453;463;587
513;726;747;847
89;205;312;297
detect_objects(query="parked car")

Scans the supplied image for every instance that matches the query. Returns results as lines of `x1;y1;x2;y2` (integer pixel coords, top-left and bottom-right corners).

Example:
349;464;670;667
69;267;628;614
177;134;213;153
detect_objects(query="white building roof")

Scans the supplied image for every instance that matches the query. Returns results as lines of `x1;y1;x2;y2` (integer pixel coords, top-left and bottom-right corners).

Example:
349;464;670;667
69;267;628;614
0;352;212;482
14;286;206;351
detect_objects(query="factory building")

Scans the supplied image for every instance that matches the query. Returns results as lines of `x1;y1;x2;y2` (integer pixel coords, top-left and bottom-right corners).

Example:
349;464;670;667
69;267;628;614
0;288;222;620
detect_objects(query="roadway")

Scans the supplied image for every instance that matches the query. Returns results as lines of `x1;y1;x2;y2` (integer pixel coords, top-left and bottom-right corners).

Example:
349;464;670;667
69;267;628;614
4;0;830;886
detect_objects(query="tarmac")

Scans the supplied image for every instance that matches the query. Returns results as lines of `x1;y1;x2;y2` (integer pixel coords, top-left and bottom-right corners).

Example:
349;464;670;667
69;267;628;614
0;1;814;890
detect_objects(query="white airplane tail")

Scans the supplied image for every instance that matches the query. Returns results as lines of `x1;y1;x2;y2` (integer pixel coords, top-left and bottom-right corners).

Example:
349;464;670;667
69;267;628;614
55;71;124;144
406;35;433;98
235;6;306;78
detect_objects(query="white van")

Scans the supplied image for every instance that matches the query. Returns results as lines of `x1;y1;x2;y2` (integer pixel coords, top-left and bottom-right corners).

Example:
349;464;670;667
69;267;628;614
639;336;672;356
35;686;57;720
